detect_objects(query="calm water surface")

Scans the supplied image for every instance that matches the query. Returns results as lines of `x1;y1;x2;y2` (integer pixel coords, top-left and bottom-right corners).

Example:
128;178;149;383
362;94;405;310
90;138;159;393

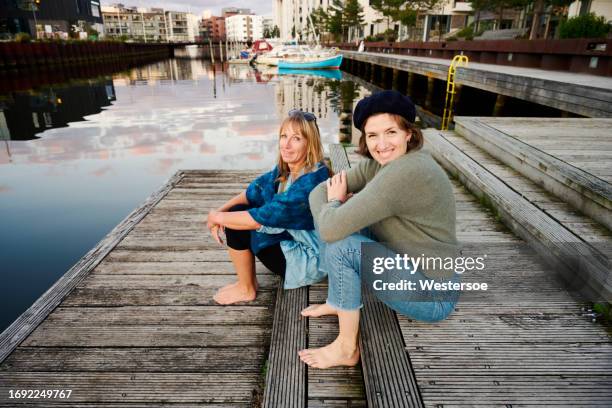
0;59;372;332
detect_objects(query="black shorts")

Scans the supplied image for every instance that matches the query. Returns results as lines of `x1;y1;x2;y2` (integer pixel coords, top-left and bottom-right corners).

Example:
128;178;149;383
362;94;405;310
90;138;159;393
224;204;286;276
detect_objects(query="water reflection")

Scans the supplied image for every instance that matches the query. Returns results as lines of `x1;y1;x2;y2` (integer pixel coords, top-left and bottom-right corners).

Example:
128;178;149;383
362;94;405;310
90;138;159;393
0;59;372;332
0;81;116;141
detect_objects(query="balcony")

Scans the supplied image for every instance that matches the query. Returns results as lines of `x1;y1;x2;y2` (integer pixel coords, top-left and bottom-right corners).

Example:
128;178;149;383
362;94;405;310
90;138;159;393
452;1;472;13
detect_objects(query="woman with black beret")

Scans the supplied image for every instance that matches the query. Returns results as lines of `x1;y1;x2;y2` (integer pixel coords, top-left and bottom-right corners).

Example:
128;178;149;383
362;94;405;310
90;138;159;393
299;90;459;369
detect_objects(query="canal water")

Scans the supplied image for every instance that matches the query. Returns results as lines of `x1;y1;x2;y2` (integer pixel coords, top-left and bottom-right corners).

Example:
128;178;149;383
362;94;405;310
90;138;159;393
0;59;374;332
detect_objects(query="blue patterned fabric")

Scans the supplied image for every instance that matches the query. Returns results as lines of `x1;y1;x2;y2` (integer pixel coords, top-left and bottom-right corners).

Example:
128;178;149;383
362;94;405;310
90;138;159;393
257;226;327;289
246;161;330;254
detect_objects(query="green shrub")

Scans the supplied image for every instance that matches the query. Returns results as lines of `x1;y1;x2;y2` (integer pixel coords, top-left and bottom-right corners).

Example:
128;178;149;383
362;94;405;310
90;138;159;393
364;34;385;42
455;26;473;38
559;13;610;39
14;32;31;43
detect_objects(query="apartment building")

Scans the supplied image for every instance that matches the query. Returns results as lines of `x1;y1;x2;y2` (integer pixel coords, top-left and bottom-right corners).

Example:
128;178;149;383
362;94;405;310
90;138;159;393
201;16;226;41
102;4;198;42
0;0;104;39
102;5;167;41
226;14;264;42
273;0;490;41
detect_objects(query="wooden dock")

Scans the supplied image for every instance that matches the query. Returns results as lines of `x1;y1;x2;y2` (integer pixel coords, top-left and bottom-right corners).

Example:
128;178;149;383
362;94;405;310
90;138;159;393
341;50;612;118
1;119;611;406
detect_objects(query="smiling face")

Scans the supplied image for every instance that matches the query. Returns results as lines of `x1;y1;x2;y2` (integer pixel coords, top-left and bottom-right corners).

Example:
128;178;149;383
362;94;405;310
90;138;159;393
279;122;308;168
363;113;412;165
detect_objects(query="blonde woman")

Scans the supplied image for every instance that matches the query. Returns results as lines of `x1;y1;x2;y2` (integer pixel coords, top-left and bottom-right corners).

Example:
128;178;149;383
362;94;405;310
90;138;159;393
207;109;330;304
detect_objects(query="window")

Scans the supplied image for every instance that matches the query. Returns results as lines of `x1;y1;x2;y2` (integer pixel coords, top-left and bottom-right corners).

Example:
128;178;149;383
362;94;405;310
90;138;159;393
91;1;100;18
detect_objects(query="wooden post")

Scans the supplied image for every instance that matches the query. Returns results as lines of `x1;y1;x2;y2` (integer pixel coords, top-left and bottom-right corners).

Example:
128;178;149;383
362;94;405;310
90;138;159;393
425;76;435;108
407;71;415;95
493;94;507;116
219;40;223;61
392;68;400;90
453;84;463;114
208;38;215;63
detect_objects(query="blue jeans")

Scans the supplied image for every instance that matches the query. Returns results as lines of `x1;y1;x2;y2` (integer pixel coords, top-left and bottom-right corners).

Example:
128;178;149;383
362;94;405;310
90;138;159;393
318;231;459;323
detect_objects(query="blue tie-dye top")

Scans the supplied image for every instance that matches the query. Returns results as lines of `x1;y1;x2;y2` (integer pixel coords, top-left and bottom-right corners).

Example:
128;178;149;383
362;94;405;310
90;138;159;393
246;161;330;254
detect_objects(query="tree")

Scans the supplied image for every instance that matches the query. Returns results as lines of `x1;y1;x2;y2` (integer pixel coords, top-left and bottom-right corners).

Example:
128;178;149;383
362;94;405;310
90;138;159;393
326;0;345;42
470;0;529;31
370;0;405;32
310;7;329;41
371;0;443;40
528;0;573;40
263;27;271;38
271;25;280;38
343;0;365;42
559;12;610;39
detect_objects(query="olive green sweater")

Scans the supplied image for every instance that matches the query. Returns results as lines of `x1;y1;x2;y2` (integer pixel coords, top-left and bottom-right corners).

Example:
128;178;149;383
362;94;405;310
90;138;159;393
309;150;457;279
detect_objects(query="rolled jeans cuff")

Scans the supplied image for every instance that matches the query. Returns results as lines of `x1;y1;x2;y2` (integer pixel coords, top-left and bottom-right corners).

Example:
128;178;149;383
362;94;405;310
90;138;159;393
325;298;363;312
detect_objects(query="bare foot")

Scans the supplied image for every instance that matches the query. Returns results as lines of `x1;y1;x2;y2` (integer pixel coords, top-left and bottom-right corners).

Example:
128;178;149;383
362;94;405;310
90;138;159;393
298;338;360;369
301;303;338;318
217;281;258;294
213;284;257;305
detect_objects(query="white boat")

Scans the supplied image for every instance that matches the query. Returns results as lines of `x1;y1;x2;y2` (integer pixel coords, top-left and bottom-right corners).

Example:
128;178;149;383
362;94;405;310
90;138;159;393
257;45;339;67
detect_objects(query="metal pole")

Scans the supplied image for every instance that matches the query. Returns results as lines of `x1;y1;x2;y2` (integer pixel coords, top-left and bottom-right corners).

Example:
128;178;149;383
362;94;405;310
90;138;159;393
31;4;38;39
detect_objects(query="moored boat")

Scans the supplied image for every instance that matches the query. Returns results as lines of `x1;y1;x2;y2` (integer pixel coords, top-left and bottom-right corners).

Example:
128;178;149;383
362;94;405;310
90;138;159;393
278;54;343;70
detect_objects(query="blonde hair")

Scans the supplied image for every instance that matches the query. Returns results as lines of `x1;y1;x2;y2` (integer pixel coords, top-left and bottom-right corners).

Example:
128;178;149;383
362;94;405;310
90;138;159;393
276;115;326;182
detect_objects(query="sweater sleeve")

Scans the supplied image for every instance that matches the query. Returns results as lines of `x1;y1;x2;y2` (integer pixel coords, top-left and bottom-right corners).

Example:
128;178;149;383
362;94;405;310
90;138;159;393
345;158;375;193
308;158;368;228
310;153;436;243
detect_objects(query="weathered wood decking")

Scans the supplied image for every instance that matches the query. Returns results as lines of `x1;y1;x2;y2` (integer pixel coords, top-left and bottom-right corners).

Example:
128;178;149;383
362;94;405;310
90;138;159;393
346;145;612;406
0;171;278;406
1;135;611;406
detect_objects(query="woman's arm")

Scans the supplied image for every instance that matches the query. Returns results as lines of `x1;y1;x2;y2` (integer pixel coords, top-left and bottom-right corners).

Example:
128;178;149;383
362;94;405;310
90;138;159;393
206;191;248;230
209;209;261;230
310;158;420;242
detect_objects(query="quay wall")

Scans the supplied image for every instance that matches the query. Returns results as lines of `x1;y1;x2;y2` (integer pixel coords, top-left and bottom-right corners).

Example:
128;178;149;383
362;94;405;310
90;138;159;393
0;42;171;70
335;38;612;77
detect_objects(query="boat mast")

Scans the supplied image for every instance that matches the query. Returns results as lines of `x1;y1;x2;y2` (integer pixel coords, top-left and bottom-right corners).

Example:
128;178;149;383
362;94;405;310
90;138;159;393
307;13;320;47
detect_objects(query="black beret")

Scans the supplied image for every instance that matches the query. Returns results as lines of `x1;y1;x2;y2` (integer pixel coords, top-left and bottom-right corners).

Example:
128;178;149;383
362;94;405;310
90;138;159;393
353;90;416;130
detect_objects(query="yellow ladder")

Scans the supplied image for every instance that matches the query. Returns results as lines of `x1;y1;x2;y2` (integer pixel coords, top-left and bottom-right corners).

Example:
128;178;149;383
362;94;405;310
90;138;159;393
441;55;469;130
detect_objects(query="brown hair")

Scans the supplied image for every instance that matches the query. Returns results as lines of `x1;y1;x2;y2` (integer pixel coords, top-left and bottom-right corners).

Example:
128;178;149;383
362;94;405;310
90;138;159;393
356;113;423;159
276;115;326;182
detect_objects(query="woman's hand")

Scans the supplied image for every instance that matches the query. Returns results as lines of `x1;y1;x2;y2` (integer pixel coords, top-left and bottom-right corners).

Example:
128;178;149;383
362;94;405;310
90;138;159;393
206;210;225;245
327;170;348;203
207;210;221;230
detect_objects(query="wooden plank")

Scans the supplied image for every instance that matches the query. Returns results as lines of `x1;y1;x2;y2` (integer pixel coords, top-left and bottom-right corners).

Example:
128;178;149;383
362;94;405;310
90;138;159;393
0;171;185;364
2;346;265;373
21;324;270;347
262;283;307;408
425;131;612;302
62;286;276;307
92;261;273;275
329;143;424;408
454;117;612;230
44;306;272;326
0;372;260;403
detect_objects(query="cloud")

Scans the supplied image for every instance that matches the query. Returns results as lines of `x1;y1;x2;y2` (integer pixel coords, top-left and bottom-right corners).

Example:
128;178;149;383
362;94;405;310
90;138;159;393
101;0;273;17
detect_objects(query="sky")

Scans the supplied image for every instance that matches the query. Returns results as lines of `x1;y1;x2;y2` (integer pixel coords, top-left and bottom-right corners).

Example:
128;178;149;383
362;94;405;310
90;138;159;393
100;0;273;17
